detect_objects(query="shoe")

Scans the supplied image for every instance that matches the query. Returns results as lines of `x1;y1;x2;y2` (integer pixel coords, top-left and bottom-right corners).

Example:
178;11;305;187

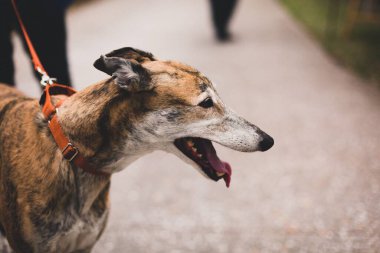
216;29;232;42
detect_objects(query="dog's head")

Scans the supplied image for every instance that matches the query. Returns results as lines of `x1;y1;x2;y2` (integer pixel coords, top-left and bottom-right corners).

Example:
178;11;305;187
93;47;273;187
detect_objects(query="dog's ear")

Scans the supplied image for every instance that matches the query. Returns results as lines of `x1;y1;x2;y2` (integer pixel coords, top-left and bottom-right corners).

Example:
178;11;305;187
93;55;152;92
102;47;156;64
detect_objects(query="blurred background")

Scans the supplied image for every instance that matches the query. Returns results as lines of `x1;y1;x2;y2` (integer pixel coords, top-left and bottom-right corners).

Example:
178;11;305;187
9;0;380;252
281;0;380;85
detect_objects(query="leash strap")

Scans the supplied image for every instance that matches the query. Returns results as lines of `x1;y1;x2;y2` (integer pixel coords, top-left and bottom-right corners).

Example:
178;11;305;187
11;0;50;83
12;0;109;177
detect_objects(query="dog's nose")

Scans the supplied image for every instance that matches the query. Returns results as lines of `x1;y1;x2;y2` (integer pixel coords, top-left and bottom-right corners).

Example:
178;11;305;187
258;132;274;151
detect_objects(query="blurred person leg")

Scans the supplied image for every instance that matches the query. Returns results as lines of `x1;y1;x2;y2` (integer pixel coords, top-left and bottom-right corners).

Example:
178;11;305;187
18;0;72;86
0;0;72;87
210;0;238;41
0;0;16;86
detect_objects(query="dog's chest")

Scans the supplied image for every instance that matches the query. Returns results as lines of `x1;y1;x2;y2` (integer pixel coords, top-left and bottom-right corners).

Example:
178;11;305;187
48;212;107;253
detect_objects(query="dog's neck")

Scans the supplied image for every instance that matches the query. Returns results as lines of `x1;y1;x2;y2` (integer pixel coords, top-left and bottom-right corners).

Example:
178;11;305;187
49;80;156;213
58;80;134;168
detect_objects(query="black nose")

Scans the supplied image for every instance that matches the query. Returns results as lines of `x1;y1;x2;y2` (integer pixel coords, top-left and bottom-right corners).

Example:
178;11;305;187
259;133;274;151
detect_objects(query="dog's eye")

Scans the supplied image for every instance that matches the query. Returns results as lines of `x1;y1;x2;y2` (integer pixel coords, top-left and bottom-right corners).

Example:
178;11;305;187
198;97;214;108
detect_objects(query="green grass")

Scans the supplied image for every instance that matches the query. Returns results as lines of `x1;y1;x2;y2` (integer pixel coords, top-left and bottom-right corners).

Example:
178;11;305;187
280;0;380;85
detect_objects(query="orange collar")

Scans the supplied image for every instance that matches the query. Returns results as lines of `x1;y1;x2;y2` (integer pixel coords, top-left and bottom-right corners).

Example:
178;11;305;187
12;0;109;177
40;84;110;177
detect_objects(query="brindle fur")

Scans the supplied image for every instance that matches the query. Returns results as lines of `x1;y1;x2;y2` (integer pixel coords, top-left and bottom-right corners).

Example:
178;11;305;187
0;48;272;253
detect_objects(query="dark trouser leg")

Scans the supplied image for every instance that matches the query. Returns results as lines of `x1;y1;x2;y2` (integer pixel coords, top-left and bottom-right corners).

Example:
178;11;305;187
18;0;72;86
0;1;15;86
210;0;238;40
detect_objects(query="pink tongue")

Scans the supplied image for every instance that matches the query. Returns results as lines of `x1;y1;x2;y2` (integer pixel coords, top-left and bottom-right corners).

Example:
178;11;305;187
203;142;232;188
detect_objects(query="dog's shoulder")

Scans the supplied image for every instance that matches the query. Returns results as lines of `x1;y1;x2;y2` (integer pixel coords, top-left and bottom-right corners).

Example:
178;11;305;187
0;83;25;99
0;84;29;114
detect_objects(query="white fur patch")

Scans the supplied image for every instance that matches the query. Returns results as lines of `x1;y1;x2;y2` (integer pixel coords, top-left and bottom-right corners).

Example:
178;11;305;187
54;212;107;252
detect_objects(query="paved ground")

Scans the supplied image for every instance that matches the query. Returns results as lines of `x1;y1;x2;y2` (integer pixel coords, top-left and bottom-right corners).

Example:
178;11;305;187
13;0;380;252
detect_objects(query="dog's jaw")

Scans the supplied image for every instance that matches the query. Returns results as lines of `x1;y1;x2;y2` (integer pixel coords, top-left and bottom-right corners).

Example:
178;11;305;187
105;146;156;174
101;141;207;177
163;143;211;179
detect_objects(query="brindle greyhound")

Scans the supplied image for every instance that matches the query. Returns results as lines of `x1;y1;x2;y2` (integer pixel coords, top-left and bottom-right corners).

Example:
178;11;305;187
0;47;273;253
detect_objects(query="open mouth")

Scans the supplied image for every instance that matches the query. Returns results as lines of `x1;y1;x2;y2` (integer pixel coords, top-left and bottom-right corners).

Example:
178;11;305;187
174;137;232;187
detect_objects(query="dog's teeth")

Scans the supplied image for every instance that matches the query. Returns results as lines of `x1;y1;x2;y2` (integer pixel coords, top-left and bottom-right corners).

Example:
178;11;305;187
216;172;225;177
192;147;197;152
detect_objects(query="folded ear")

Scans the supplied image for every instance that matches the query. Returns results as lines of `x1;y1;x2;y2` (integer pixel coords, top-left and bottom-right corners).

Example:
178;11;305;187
93;55;152;92
102;47;156;64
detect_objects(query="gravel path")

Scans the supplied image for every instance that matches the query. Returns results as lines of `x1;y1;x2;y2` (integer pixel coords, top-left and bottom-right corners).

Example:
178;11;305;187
14;0;380;252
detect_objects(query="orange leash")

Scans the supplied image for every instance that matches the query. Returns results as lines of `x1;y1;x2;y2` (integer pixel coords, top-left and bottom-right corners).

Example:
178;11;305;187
11;0;109;177
11;0;48;81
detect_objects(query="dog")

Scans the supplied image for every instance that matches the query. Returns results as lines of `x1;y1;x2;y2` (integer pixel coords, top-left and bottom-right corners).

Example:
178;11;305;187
0;47;273;253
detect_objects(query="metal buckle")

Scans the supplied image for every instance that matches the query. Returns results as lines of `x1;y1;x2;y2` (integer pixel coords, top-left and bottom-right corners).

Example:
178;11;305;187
62;143;79;162
40;74;57;87
37;67;57;87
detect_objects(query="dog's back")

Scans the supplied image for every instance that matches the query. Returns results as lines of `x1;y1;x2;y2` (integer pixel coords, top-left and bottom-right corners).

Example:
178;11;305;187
0;85;24;251
0;84;62;252
0;83;31;184
0;83;26;108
